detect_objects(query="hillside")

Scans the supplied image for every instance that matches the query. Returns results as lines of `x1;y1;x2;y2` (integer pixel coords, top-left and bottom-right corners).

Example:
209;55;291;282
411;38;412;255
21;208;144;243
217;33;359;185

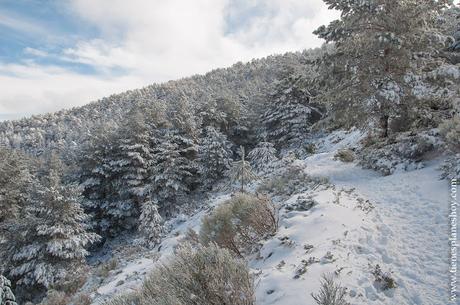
0;2;459;305
0;51;314;156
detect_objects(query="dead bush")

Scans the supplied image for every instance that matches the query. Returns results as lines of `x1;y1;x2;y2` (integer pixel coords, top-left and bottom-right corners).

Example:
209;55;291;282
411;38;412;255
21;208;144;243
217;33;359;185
200;193;278;256
334;149;355;163
141;244;255;305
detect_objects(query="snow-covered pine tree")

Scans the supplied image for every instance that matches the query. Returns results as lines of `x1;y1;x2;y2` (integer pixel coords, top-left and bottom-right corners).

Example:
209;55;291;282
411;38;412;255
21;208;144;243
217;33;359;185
78;124;117;234
0;148;31;226
150;129;199;216
104;109;154;233
7;155;99;291
0;275;17;305
198;126;233;187
248;142;278;174
139;199;163;246
314;0;453;136
0;149;33;275
227;146;257;192
261;68;322;148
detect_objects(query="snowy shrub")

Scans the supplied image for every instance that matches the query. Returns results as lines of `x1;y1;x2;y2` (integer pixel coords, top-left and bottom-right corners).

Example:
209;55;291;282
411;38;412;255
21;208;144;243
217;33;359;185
333;149;355;163
359;131;439;175
176;228;200;250
140;244;255;305
200;193;278;256
96;258;119;278
371;264;397;291
258;163;327;196
72;293;92;305
38;290;69;305
440;116;460;151
0;275;17;305
103;293;141;305
439;154;460;180
53;269;88;295
311;273;349;305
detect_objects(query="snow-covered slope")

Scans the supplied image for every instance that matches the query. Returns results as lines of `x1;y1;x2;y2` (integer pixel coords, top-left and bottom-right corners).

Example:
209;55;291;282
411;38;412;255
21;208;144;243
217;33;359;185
89;131;451;305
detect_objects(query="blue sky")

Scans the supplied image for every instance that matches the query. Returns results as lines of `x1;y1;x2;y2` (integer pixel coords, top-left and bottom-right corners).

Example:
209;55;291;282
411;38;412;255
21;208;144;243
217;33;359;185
0;0;338;120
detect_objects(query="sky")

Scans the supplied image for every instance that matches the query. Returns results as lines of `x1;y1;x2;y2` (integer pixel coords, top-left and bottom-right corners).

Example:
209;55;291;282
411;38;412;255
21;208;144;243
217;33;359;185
0;0;338;120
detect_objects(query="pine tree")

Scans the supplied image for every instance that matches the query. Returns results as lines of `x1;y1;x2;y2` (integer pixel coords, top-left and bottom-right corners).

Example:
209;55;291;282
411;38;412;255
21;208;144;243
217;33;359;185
104;109;154;233
248;142;278;174
78;124;117;234
150;129;199;216
6;156;99;290
198;126;233;187
227;146;257;192
314;0;453;136
139;200;163;245
0;149;33;276
261;69;323;148
0;148;31;224
0;275;17;305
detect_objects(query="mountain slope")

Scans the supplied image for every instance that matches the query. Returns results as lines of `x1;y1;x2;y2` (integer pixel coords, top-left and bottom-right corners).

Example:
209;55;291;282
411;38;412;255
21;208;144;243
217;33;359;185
81;130;451;305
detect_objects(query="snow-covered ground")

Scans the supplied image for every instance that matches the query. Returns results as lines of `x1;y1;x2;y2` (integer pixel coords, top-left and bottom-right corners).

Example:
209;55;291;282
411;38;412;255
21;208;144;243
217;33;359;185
89;131;451;305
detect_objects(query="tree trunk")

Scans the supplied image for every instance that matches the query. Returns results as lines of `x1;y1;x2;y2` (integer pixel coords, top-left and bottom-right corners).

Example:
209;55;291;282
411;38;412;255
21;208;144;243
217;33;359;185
380;114;389;138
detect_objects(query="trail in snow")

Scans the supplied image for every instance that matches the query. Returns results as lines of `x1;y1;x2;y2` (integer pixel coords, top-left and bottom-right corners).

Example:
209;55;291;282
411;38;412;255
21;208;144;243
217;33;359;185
304;152;451;305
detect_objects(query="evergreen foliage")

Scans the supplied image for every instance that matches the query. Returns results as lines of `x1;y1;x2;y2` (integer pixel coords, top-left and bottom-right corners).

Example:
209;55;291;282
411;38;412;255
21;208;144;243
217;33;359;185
198;126;233;187
261;68;323;147
248;142;278;174
227;147;257;192
0;275;17;305
314;0;454;135
139;200;163;245
5;156;99;291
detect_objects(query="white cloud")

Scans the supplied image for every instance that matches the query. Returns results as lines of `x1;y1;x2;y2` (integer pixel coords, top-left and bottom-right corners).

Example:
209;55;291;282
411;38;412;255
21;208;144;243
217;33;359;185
0;0;338;118
0;63;145;116
23;47;49;57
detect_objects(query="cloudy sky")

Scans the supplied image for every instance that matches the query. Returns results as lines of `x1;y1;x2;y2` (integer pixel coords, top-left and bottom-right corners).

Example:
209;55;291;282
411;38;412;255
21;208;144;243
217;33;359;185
0;0;338;120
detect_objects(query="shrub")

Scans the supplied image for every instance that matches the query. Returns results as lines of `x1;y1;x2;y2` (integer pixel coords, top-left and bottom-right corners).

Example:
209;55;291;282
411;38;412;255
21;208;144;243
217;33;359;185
176;228;200;250
53;269;88;295
358;131;438;175
371;264;397;291
334;149;355;163
72;293;92;305
38;290;69;305
439;154;460;180
103;293;141;305
440;116;460;151
141;244;255;305
257;163;308;195
200;193;278;256
97;258;119;277
311;273;349;305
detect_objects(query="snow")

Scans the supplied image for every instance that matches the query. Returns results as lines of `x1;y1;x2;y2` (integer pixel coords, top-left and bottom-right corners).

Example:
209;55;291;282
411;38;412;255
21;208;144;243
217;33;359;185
89;130;452;305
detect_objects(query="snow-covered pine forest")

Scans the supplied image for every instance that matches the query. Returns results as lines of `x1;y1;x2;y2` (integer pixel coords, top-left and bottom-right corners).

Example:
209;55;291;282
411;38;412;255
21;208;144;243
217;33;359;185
1;1;459;305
